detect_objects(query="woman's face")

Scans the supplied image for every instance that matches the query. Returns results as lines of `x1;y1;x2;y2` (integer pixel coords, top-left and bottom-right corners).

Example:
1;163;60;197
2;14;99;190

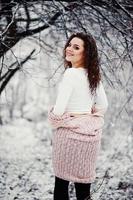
65;37;85;67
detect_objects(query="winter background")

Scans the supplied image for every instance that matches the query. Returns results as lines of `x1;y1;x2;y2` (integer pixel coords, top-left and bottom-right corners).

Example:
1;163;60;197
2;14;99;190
0;1;133;200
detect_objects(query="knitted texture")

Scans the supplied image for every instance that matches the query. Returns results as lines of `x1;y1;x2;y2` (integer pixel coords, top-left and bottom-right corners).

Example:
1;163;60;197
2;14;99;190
48;106;105;183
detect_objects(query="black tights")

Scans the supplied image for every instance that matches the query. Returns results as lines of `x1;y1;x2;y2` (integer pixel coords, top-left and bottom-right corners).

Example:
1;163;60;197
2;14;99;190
54;176;91;200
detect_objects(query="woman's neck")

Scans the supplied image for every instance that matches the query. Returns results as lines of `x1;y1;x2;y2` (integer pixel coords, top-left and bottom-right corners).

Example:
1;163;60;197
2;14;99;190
72;66;85;69
71;61;85;68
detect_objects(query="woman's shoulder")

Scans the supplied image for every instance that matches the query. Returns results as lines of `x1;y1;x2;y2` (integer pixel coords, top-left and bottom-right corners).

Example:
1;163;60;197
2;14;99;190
59;68;77;86
63;67;77;78
64;67;77;73
64;67;86;76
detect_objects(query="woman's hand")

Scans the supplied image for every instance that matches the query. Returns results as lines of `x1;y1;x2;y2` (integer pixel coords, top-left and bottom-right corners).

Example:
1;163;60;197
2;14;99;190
91;105;104;117
91;105;97;114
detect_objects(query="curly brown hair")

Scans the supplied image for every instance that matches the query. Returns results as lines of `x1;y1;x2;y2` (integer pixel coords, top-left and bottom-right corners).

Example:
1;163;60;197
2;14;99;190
63;32;101;95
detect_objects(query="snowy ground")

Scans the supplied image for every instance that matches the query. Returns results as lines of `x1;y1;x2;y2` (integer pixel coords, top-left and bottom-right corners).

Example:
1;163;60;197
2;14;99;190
0;118;54;200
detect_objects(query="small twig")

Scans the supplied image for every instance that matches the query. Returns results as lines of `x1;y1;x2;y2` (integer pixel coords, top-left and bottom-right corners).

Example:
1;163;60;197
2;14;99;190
1;3;19;37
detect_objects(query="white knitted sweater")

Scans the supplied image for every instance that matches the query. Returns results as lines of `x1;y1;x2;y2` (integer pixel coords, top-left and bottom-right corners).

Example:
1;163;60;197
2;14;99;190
53;67;108;115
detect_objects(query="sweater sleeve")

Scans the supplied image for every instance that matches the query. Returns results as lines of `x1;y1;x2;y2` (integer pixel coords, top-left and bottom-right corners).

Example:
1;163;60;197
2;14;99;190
92;81;108;116
53;68;75;116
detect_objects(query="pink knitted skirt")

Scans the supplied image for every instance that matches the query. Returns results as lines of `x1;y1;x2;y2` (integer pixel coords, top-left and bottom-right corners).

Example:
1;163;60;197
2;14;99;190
52;128;102;183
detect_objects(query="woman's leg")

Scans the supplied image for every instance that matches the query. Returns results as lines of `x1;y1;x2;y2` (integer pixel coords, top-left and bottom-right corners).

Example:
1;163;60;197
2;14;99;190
53;176;69;200
74;182;91;200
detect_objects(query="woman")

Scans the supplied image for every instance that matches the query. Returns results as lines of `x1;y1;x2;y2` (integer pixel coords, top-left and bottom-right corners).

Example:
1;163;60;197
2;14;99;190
48;32;108;200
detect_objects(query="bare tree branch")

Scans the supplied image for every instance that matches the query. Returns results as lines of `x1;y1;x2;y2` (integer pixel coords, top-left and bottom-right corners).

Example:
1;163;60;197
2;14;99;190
0;49;35;94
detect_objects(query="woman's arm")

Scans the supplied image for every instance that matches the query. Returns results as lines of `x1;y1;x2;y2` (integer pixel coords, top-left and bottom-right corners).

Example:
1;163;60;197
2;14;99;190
52;68;75;116
92;81;108;116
